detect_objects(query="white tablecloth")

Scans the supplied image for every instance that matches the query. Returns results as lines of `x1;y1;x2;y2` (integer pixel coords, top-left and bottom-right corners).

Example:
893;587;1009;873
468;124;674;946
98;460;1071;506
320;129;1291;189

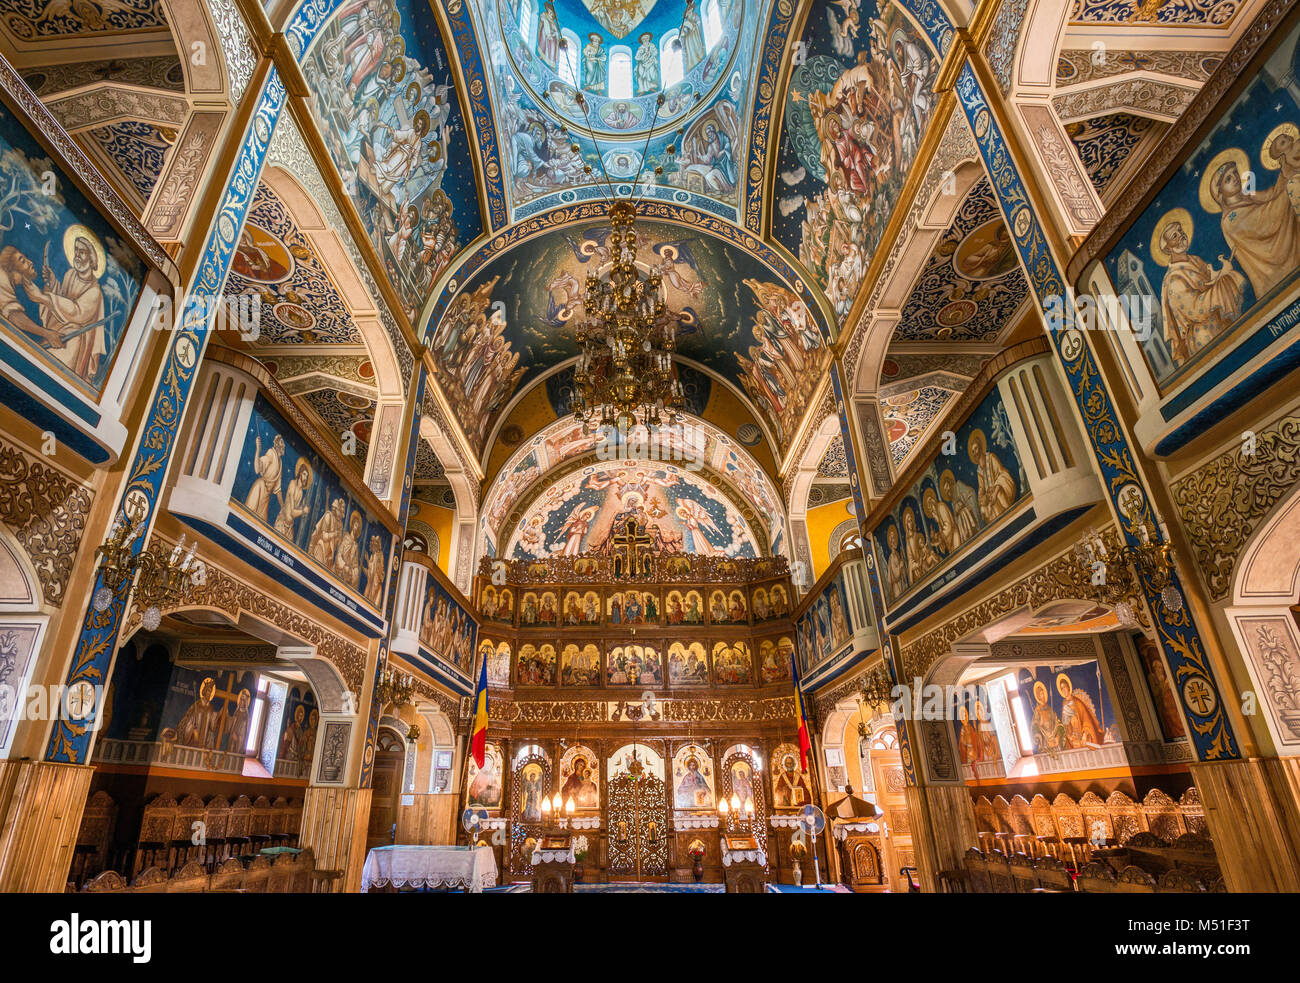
361;845;498;893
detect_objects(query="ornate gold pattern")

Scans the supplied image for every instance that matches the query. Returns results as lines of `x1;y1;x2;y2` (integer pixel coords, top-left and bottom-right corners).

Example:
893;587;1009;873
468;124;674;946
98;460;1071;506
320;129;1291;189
1170;414;1300;600
0;437;93;607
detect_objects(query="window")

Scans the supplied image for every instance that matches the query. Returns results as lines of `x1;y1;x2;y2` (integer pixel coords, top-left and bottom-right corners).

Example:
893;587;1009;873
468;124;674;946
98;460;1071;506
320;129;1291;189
839;530;863;553
661;31;684;88
559;29;580;86
244;676;269;756
608;46;633;99
703;0;722;51
518;0;535;53
1002;672;1035;756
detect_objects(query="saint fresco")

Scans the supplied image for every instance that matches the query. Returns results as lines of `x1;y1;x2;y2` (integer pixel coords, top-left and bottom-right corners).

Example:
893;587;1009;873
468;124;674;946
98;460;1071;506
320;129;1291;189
421;576;477;673
231;395;391;606
871;389;1026;605
1016;663;1117;755
0;101;145;394
1106;22;1300;386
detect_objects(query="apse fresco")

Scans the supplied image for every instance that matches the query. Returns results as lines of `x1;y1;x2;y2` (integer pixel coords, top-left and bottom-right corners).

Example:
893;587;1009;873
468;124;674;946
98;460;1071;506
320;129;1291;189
1014;662;1119;753
1104;21;1300;387
230;394;392;606
504;461;760;559
301;0;482;323
480;408;783;548
482;0;753;211
0;99;146;395
773;0;937;324
433;221;829;452
419;574;478;674
871;389;1027;606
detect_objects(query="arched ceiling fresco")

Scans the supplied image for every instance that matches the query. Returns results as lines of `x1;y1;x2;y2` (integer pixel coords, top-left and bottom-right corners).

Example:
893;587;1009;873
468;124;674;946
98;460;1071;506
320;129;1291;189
427;216;831;458
502;456;765;559
771;0;939;327
300;0;485;325
482;410;784;552
475;0;760;221
481;356;780;480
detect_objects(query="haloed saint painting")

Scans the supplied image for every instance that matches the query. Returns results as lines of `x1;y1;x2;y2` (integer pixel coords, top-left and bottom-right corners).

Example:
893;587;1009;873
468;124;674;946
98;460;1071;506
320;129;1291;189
0;101;145;395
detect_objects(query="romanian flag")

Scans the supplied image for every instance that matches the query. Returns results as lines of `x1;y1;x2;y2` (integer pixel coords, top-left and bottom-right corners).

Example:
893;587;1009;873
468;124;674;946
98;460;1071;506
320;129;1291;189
471;654;489;769
791;647;812;772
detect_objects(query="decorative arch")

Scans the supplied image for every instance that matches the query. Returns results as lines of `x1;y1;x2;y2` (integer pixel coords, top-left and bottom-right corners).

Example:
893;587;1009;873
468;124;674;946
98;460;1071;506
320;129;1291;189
480;406;785;553
1226;482;1300;755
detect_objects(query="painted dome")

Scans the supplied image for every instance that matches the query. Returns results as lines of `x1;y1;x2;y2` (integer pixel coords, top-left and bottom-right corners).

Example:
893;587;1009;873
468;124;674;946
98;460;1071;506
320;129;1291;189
495;0;745;139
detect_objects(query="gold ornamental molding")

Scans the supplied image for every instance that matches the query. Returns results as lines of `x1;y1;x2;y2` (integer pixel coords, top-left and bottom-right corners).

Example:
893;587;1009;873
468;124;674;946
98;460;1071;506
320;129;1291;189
1169;411;1300;601
898;525;1144;682
126;535;368;693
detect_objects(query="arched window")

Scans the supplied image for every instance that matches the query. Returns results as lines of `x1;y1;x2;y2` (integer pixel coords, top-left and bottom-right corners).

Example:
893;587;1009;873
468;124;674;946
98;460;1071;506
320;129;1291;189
839;530;863;554
609;45;633;99
559;28;581;86
660;31;684;88
703;0;722;51
518;0;535;52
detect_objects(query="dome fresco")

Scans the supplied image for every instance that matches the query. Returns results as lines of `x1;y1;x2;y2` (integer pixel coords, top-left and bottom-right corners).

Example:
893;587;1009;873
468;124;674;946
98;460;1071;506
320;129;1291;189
475;0;760;219
492;0;745;137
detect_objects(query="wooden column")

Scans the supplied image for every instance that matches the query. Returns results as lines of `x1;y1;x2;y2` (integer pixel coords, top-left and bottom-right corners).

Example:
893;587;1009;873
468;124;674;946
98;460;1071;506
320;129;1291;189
0;760;94;892
1190;758;1300;892
299;786;373;893
904;782;978;894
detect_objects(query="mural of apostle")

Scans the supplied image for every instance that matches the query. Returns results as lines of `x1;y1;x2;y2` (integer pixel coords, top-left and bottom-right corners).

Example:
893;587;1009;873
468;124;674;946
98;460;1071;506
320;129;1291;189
634;31;659;94
969;429;1016;522
245;432;285;522
583;33;607;93
679;0;706;69
1151;210;1244;364
537;0;562;68
273;457;313;539
364;534;386;606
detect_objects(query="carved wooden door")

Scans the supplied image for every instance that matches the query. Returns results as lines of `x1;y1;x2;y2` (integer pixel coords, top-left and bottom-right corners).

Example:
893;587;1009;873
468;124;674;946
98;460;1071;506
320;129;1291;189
607;770;668;878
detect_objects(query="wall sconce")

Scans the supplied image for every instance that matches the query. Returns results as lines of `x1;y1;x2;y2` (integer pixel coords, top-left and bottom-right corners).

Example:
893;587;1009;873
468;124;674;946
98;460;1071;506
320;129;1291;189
376;666;415;708
94;502;201;630
1073;521;1179;618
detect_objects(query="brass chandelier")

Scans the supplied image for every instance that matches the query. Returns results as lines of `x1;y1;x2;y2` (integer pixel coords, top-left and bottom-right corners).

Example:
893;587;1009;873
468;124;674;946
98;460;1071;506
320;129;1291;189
572;199;684;433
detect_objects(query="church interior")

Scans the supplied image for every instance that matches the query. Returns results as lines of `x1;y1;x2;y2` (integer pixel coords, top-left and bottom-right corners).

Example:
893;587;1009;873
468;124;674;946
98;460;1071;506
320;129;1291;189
0;0;1299;910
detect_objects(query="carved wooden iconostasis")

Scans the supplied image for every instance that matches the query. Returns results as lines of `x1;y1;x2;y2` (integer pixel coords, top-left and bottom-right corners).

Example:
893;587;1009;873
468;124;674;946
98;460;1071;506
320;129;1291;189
462;540;828;884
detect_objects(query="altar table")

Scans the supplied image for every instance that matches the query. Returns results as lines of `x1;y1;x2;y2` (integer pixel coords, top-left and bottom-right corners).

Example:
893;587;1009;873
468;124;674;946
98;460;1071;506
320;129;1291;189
361;845;498;893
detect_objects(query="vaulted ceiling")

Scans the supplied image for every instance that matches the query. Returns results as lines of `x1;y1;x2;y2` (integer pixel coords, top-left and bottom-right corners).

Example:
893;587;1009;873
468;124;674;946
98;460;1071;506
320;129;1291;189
0;0;1271;560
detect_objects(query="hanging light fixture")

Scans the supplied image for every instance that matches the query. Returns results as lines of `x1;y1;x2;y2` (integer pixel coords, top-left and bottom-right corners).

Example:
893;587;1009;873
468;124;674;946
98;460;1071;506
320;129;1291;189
572;199;684;433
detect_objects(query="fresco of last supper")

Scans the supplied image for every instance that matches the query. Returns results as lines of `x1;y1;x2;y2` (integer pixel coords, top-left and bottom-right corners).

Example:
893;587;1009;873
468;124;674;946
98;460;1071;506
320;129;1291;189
6;0;1300;935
